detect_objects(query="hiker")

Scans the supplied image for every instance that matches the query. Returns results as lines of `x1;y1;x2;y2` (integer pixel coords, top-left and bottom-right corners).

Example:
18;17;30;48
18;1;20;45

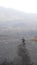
17;38;32;65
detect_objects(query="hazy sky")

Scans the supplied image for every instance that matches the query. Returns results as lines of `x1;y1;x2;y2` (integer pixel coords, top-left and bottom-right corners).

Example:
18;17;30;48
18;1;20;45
0;0;37;13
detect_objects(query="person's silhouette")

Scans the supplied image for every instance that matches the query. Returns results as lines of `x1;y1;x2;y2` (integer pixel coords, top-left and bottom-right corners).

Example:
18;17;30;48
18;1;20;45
17;37;32;65
21;38;25;45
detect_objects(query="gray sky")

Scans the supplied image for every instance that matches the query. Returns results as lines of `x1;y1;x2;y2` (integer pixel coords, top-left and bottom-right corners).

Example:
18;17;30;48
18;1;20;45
0;0;37;13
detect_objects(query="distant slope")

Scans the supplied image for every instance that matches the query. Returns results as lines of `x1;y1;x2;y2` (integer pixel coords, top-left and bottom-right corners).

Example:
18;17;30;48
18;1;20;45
0;7;37;21
0;7;37;34
0;7;25;21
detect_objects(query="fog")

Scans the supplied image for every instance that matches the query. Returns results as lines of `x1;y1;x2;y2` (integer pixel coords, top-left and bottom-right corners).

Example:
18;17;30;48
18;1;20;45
0;7;37;65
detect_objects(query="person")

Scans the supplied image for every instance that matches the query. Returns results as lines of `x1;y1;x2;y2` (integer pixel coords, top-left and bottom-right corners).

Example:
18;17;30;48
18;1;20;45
17;38;32;65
